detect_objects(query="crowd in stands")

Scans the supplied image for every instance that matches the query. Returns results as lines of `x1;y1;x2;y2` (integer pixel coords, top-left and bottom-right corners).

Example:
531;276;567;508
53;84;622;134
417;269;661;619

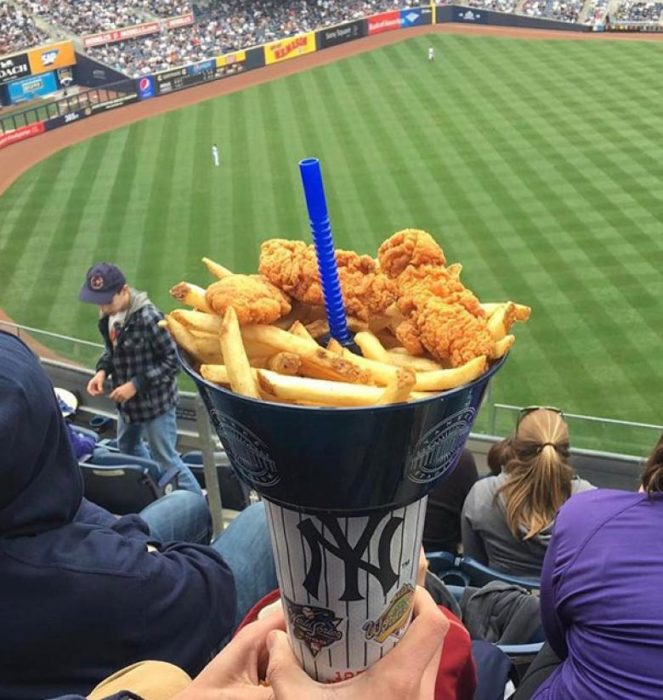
612;0;663;21
87;0;421;78
23;0;144;36
0;3;49;56
0;0;632;70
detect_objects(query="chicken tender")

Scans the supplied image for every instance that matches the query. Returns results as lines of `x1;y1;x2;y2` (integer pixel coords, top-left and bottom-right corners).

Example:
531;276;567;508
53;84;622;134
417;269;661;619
259;239;395;321
205;274;291;325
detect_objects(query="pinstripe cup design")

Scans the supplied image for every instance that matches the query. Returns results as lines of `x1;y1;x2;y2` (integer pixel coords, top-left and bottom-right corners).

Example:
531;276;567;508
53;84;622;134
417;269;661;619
265;498;427;682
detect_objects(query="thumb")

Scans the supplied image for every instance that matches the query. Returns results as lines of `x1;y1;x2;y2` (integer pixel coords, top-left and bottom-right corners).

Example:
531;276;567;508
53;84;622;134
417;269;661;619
266;630;314;696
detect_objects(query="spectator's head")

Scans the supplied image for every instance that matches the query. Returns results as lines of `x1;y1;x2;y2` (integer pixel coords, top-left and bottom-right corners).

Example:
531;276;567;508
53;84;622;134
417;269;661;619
79;262;130;314
641;434;663;494
0;332;82;537
499;407;572;540
487;436;516;476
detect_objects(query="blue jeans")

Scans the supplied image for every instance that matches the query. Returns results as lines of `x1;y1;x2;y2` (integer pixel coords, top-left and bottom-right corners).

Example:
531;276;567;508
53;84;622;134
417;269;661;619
117;406;202;495
212;502;278;627
139;490;212;544
140;496;278;629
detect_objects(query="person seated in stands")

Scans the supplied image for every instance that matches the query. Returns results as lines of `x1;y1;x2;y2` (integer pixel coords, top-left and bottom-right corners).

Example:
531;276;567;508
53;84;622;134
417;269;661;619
423;448;478;554
0;331;277;700
461;407;594;579
512;433;663;699
487;436;516;476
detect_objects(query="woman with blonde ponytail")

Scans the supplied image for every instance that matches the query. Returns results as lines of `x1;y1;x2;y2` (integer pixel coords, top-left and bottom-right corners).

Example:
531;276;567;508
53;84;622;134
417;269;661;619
510;433;663;699
461;408;593;578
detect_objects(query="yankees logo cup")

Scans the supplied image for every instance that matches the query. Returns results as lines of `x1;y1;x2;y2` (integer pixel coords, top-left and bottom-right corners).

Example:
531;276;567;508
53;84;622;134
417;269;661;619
265;500;426;680
180;350;507;680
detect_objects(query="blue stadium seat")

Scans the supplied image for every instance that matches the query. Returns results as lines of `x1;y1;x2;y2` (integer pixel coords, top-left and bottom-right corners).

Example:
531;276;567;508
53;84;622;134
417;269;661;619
79;461;179;515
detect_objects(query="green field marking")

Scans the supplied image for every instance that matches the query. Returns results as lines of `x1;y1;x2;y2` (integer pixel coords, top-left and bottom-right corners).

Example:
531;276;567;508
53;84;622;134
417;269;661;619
2;32;663;449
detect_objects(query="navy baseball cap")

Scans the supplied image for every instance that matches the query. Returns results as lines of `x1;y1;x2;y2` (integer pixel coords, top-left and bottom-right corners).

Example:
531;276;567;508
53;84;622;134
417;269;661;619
79;263;126;304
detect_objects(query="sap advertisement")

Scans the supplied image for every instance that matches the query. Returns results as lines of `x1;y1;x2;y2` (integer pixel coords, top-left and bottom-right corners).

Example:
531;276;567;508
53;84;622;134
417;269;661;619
6;70;59;104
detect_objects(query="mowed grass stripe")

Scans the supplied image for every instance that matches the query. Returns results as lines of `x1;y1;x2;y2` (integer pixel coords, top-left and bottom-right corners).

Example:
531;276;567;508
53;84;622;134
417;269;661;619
281;71;361;248
68;120;149;335
452;41;663;356
398;38;621;408
136;111;182;295
259;81;304;241
184;100;215;277
0;149;75;296
339;51;447;243
22;133;113;330
322;56;420;238
487;46;663;340
300;65;396;247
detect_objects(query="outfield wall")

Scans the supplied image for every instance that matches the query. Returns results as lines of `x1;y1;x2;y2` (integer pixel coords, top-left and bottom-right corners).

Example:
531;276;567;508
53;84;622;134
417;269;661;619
0;5;590;148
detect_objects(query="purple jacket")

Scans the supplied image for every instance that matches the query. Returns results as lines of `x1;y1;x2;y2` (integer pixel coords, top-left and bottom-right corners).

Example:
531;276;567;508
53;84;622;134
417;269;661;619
535;489;663;699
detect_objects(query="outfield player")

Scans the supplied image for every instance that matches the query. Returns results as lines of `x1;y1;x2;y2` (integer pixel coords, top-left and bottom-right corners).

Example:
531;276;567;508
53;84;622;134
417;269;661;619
212;143;220;167
428;45;435;61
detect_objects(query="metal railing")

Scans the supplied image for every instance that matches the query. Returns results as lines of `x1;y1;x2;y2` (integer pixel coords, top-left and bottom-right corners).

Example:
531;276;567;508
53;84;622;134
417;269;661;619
0;79;136;134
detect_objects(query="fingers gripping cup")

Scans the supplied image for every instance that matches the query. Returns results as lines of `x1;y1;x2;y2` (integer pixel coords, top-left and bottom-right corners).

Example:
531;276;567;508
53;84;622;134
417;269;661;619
181;352;506;682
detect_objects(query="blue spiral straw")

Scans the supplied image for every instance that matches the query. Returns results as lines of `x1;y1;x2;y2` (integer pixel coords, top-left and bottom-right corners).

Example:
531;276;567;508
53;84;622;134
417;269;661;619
299;157;351;346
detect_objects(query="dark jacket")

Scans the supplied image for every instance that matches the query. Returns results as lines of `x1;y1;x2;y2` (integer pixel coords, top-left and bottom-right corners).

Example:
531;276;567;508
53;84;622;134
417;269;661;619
0;332;236;700
423;449;478;553
96;289;179;423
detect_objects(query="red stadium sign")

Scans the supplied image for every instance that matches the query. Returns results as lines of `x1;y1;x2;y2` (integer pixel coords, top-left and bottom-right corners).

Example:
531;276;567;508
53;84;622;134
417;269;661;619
164;13;195;29
367;11;401;35
83;21;161;48
0;121;45;150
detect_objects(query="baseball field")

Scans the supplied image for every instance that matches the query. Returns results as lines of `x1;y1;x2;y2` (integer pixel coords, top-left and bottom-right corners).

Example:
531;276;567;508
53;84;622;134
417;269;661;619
1;31;663;449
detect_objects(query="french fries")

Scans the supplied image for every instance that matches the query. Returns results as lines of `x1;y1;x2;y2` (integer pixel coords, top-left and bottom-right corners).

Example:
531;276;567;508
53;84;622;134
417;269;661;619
414;356;487;392
165;238;531;407
218;307;261;399
202;257;233;279
170;282;212;313
257;370;384;407
242;324;372;385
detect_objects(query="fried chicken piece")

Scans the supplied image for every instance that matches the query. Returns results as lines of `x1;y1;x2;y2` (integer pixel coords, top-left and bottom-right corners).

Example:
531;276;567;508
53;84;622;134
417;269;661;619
396;265;484;319
413;298;495;367
259;239;396;321
378;229;446;277
205;274;291;325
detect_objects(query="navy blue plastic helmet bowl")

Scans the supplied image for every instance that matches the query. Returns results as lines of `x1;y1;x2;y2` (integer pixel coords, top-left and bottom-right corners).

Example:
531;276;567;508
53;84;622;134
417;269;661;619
180;351;506;515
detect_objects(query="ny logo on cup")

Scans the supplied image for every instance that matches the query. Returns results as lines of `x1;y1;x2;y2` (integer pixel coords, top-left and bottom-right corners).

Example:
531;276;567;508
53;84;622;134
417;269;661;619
297;513;403;602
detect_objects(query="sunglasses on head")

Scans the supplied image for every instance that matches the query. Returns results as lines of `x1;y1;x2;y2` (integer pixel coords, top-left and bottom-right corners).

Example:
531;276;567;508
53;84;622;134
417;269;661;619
516;405;564;428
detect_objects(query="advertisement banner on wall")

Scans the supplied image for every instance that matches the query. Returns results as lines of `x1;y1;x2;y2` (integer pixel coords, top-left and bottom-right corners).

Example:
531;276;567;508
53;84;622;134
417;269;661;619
367;10;401;35
137;75;155;100
316;19;365;49
452;6;487;23
83;22;161;48
0;53;30;86
0;121;45;150
7;71;59;104
264;33;315;65
399;6;433;27
187;58;216;76
163;13;195;29
44;107;91;131
27;41;76;76
90;93;139;112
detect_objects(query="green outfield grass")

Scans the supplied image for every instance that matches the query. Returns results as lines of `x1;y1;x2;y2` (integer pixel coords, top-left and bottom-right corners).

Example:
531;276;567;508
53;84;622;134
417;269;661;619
2;32;663;452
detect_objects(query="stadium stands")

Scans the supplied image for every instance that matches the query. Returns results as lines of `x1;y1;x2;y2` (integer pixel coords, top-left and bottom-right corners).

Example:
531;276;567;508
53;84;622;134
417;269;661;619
2;0;615;79
0;3;50;55
612;0;663;21
26;0;144;35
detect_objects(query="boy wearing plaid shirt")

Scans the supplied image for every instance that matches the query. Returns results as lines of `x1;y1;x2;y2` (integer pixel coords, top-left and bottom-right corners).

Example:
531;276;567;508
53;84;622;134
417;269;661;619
80;263;201;495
